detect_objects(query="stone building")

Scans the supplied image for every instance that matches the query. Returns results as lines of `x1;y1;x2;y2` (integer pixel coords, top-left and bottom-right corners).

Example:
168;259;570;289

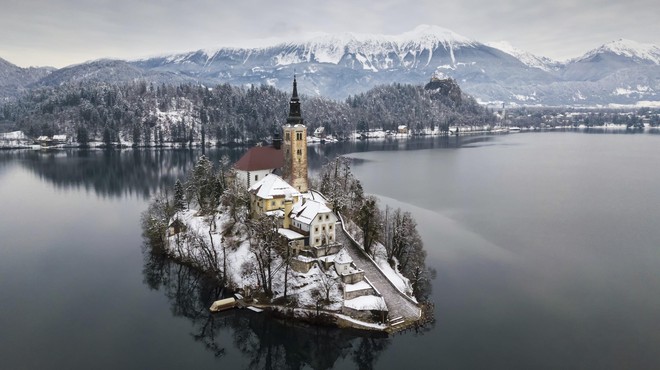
282;76;308;193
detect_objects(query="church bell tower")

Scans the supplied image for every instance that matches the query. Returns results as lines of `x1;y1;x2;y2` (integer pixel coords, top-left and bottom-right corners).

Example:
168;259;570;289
282;76;308;193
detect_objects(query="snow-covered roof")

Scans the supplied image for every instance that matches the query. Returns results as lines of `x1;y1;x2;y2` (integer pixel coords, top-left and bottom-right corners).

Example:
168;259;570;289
52;135;67;141
334;248;352;264
344;295;387;311
344;280;372;293
290;199;333;225
265;210;285;218
250;174;301;200
0;131;28;140
303;190;330;204
278;228;305;240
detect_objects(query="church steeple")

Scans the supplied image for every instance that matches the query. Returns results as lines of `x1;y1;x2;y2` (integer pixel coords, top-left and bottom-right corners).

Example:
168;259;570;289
282;75;308;192
287;75;303;124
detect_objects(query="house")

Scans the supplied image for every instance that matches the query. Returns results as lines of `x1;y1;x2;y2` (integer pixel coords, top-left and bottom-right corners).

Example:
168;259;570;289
288;198;338;249
397;125;408;134
313;126;325;138
249;173;301;218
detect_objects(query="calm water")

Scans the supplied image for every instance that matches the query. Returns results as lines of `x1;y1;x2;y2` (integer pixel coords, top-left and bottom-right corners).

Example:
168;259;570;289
1;132;659;369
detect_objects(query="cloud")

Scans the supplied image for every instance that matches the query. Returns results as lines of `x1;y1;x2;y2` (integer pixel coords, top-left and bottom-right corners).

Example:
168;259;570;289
0;0;657;67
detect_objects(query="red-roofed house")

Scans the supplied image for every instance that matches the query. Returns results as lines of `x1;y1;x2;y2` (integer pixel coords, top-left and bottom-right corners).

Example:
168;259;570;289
234;145;284;188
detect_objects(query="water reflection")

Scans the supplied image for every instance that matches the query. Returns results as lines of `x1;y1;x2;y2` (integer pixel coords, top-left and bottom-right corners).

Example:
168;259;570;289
0;135;494;199
141;247;392;369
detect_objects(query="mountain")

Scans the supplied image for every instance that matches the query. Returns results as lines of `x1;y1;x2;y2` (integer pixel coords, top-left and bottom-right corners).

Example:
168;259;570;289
1;26;659;106
485;41;560;72
35;59;190;87
0;57;54;100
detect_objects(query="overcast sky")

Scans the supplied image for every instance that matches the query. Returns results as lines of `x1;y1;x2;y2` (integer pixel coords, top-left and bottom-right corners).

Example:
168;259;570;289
2;0;658;68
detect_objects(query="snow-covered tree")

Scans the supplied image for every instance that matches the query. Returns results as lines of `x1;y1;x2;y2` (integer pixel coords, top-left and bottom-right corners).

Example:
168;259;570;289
173;179;186;212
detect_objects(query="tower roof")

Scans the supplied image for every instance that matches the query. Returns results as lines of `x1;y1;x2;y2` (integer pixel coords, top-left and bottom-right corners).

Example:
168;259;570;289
286;76;303;125
292;75;299;101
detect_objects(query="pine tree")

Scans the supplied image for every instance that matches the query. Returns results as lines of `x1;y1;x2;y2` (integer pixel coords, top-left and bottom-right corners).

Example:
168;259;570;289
173;179;186;212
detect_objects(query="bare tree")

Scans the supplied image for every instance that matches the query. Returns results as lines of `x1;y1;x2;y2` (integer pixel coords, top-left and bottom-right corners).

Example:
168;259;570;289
317;266;338;304
246;214;282;297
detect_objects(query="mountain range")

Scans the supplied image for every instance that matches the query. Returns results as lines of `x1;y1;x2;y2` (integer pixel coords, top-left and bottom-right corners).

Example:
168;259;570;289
2;25;659;106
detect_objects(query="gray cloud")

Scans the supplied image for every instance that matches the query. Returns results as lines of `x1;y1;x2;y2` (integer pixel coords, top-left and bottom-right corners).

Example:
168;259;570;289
0;0;657;67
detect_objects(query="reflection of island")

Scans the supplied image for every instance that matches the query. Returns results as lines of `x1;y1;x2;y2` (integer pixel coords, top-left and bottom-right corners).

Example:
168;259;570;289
142;247;391;369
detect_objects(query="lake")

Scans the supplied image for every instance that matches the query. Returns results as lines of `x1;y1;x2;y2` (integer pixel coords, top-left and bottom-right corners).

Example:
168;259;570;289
1;132;659;369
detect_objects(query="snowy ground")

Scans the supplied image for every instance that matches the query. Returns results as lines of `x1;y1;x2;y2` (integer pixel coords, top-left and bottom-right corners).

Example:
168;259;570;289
167;208;344;311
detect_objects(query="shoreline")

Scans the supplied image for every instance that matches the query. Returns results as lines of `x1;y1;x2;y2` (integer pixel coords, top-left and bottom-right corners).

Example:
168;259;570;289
4;126;656;151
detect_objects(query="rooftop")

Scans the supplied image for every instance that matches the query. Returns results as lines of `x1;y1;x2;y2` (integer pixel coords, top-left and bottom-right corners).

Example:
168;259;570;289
290;199;333;225
250;174;301;200
234;146;284;171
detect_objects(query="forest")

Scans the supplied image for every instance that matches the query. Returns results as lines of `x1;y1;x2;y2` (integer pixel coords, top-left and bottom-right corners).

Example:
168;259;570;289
0;78;495;146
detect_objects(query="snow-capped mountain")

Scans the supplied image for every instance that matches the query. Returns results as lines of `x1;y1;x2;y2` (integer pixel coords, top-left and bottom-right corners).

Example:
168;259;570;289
574;39;660;65
485;41;560;71
1;26;659;106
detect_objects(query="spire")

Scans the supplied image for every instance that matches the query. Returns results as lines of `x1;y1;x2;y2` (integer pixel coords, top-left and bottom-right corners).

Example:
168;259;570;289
286;75;303;124
292;74;299;101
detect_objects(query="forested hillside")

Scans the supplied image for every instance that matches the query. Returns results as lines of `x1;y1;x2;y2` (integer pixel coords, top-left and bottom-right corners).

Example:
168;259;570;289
0;79;495;145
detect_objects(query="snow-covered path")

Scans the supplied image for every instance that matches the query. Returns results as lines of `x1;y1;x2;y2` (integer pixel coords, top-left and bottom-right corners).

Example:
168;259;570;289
336;222;421;322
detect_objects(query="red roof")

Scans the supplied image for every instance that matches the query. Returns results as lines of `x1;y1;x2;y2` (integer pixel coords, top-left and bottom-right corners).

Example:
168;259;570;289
234;146;285;171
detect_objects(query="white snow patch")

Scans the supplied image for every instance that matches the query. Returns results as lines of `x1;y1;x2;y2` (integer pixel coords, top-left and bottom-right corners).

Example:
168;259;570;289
344;295;387;311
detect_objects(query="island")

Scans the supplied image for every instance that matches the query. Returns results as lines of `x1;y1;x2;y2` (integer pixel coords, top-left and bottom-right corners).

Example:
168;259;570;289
142;77;434;332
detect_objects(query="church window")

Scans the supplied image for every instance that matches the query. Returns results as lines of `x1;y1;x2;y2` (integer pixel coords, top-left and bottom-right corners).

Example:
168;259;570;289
296;149;302;156
296;132;303;140
285;132;290;141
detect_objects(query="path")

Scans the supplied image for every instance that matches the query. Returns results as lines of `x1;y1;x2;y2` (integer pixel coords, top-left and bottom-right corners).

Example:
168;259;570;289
336;221;421;322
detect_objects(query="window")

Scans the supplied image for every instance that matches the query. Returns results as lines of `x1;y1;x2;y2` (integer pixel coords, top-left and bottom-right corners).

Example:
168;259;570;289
296;149;302;156
322;226;326;231
325;215;329;220
271;201;275;206
255;175;258;181
315;227;319;233
285;132;290;141
296;132;303;140
315;238;319;244
329;225;333;230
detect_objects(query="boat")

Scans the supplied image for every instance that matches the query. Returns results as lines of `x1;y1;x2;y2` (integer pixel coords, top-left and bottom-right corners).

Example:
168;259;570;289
209;297;236;312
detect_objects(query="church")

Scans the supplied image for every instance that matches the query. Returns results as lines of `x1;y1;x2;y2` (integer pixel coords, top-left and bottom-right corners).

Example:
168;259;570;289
234;76;308;192
233;77;389;320
237;77;340;253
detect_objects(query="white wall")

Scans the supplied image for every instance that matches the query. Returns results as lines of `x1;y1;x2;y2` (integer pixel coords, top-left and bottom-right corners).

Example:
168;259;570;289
236;169;273;189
